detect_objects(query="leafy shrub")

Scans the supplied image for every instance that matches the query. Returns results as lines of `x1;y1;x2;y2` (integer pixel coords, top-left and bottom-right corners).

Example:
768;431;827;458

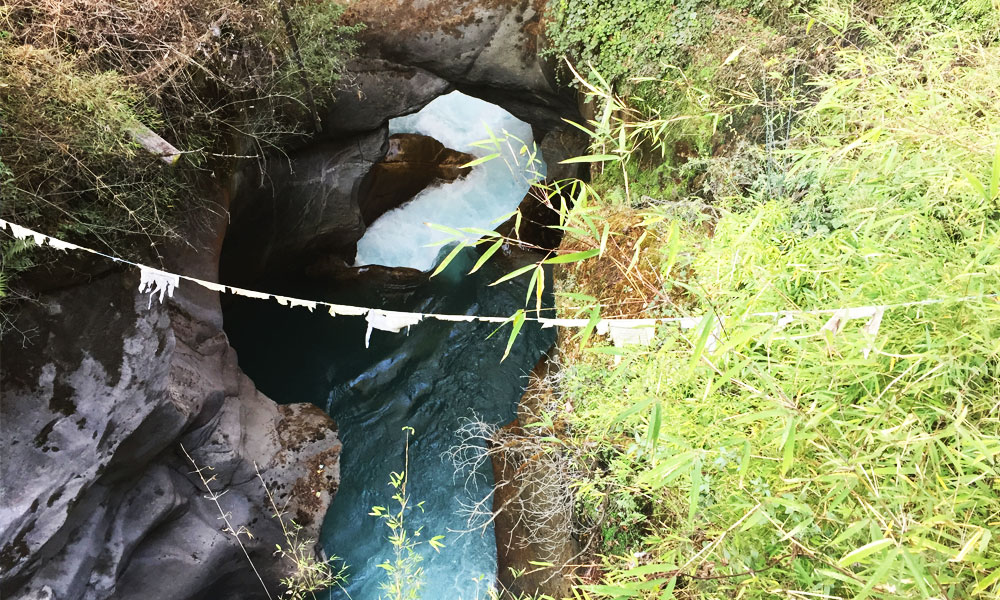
544;0;710;90
520;5;1000;598
0;0;359;323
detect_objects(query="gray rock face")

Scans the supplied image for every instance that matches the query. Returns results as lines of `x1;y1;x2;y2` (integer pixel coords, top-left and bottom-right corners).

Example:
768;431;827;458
1;211;341;599
337;0;576;134
322;58;452;136
222;128;389;284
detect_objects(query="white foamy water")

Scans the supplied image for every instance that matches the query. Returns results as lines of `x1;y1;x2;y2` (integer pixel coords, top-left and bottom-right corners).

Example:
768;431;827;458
354;91;545;271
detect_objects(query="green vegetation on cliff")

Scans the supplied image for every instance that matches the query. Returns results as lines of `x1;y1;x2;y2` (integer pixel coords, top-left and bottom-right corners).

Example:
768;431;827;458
519;0;1000;597
0;0;358;302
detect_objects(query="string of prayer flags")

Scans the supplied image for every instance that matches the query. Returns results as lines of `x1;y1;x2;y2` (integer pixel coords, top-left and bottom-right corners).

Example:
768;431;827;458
7;221;82;252
539;318;591;329
820;305;882;334
329;304;369;317
180;276;227;293
428;314;478;323
775;313;795;330
275;296;318;311
819;305;885;357
0;218;986;357
228;286;270;300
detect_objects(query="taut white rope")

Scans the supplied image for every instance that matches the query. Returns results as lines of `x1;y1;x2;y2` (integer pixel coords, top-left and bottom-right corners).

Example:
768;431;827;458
2;219;996;349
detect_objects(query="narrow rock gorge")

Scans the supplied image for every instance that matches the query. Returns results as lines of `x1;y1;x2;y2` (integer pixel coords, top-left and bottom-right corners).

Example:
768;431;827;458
1;1;586;598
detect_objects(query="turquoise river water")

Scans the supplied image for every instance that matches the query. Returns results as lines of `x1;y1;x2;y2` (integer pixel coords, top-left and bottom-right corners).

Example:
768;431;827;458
224;93;553;599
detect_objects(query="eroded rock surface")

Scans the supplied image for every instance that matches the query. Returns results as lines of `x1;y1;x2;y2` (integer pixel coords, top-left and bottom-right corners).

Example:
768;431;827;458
341;0;573;132
0;209;341;600
222;128;389;285
492;353;581;599
322;57;452;136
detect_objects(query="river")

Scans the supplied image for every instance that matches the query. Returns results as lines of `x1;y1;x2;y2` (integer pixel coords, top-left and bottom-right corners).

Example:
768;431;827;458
223;93;553;599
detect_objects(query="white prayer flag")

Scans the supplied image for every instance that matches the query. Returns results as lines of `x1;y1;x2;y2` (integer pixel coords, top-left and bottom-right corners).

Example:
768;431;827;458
228;286;270;300
429;314;477;322
329;304;370;317
862;306;885;358
538;318;591;329
365;310;423;348
180;276;226;293
138;266;179;307
607;320;657;347
275;295;315;310
4;221;48;245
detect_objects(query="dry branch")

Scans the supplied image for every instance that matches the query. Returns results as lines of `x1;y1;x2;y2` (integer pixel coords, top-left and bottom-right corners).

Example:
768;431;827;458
126;121;183;165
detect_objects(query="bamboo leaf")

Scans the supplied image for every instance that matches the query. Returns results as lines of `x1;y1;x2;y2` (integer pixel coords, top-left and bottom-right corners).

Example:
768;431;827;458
502;310;526;362
460;152;501;168
535;266;545;311
722;45;745;66
838;538;895;567
855;548;898;600
560;154;622;164
543;249;600;264
525;265;539;305
627;231;647;273
561;117;598;139
648;401;662;455
426;222;467;238
579;306;601;348
610;397;655;429
900;547;933;598
991;141;1000;200
430;243;465;277
460;227;501;237
687;457;703;528
490;263;536;286
951;528;985;563
973;567;1000;594
577;585;639;597
963;168;989;203
687;314;716;372
780;417;797;477
470;240;503;274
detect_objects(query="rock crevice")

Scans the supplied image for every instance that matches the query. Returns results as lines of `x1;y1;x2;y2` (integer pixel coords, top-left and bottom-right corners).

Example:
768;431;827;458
1;206;341;600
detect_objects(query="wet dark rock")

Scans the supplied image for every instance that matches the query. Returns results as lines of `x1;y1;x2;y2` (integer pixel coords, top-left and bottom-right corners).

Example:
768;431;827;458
538;126;591;183
361;133;475;224
303;260;429;310
322;57;452;136
222;128;389;285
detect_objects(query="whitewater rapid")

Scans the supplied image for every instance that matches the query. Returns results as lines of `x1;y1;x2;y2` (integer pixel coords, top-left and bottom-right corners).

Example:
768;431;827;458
353;91;545;271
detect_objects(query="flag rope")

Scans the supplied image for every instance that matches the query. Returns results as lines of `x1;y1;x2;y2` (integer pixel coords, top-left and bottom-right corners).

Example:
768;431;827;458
3;219;996;347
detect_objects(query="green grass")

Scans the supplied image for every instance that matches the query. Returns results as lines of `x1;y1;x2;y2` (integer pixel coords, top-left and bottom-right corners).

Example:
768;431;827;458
530;4;1000;598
